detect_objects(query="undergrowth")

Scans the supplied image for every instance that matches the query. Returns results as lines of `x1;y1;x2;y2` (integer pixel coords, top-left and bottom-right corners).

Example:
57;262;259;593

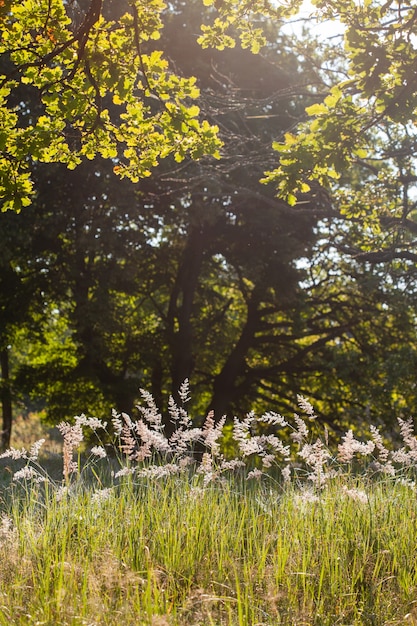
1;382;417;625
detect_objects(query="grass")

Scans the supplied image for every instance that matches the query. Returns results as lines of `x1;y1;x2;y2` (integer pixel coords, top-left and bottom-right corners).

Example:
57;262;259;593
1;390;417;625
1;475;417;625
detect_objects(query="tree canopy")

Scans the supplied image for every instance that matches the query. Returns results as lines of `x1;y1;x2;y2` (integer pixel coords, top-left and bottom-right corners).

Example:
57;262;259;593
2;0;417;448
4;0;417;207
0;0;223;211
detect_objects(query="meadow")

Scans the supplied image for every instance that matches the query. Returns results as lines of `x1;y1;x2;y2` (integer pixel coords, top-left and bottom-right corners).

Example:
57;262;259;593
1;386;417;626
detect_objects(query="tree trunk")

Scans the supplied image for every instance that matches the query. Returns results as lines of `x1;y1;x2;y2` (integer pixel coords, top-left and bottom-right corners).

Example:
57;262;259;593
208;294;261;420
167;228;206;392
163;226;211;436
1;347;12;451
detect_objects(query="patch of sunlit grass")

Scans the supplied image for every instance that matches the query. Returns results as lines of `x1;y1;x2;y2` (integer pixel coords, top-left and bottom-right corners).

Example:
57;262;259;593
1;384;417;624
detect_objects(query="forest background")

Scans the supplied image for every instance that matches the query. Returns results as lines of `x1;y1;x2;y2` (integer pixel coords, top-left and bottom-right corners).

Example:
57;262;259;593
1;0;417;450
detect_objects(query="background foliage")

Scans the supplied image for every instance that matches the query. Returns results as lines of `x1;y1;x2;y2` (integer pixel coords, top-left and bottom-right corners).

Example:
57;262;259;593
2;0;417;447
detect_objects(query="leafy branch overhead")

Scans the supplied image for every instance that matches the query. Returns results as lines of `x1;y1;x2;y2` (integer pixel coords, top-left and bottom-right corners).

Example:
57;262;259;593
197;0;298;52
167;0;417;208
2;0;416;212
262;0;417;204
0;0;225;211
1;0;308;212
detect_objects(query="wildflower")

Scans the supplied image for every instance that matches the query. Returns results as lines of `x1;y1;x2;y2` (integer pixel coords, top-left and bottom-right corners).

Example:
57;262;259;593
233;414;262;457
261;454;275;469
120;415;137;459
135;420;171;455
133;419;170;461
132;442;152;462
169;426;202;455
393;417;417;465
57;421;84;447
177;405;192;428
167;395;180;422
398;417;417;449
391;449;411;465
121;412;132;426
239;437;264;457
260;434;290;459
299;441;323;467
233;413;255;445
166;381;192;427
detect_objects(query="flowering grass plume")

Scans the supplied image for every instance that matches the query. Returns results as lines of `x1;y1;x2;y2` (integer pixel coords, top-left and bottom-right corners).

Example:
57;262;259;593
2;383;417;626
2;381;417;498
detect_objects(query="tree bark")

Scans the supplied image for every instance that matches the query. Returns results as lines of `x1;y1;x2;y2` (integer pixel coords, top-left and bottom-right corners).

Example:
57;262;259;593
163;225;211;436
207;293;261;420
167;227;206;396
1;347;12;451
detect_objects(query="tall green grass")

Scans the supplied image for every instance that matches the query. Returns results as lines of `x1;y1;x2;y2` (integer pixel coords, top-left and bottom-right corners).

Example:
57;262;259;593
1;476;417;625
1;387;417;625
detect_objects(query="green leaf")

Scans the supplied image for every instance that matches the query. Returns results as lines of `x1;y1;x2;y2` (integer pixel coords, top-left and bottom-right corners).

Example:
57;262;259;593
305;103;328;116
287;193;298;206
